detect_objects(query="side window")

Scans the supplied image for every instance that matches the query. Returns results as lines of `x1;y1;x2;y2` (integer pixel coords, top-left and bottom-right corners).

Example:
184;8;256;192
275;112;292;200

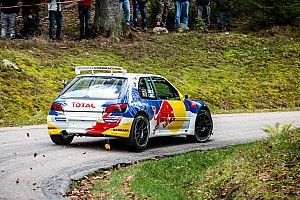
138;77;156;99
152;77;180;100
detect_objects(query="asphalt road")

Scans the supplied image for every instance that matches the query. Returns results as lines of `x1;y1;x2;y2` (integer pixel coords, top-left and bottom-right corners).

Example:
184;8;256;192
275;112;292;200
0;111;300;200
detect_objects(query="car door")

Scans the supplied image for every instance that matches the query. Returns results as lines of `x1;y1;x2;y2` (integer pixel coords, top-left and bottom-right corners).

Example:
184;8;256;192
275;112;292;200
150;76;190;135
137;77;161;136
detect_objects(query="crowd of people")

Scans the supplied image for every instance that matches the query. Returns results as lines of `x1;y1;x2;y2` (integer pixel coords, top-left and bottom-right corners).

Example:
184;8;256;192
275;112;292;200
0;0;233;40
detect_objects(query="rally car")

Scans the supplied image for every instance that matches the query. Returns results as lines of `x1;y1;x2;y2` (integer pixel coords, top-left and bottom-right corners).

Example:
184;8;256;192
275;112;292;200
47;66;213;151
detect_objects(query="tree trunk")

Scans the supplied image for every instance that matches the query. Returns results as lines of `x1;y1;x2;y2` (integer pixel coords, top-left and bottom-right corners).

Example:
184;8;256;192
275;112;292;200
94;0;122;38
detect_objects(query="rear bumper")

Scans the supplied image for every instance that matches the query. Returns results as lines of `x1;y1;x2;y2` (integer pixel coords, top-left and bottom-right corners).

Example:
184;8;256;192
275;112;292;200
47;115;133;138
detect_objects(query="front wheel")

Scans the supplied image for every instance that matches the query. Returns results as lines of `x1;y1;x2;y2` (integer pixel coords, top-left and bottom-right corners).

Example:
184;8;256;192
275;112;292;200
127;115;150;152
50;134;74;145
187;110;213;143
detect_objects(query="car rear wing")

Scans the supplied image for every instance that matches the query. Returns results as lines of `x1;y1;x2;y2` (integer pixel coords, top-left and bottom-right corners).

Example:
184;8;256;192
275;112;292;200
75;66;127;75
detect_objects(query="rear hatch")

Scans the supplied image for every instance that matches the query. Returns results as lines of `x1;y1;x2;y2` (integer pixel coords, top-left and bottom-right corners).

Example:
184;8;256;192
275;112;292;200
58;75;127;134
63;99;107;133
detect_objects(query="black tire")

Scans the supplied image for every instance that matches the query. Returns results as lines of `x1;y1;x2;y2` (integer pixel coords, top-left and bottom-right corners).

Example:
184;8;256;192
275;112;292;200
50;134;74;145
127;115;150;152
187;110;213;143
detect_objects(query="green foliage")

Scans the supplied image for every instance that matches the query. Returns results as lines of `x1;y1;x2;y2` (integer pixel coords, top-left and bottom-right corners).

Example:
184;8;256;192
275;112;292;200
263;122;294;136
234;0;300;29
92;147;240;199
194;18;206;31
193;126;300;199
91;127;300;199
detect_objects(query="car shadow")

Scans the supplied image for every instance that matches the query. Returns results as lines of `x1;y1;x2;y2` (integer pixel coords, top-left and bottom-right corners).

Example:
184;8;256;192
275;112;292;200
68;136;189;152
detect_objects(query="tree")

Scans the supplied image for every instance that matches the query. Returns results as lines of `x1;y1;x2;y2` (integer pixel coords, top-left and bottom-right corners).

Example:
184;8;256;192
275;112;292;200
94;0;122;38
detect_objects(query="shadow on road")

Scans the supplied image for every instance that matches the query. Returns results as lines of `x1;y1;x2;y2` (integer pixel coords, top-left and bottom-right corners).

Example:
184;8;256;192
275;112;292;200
67;136;190;152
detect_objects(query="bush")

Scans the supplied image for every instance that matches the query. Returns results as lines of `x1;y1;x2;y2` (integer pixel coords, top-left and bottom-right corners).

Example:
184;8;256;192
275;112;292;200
234;0;300;30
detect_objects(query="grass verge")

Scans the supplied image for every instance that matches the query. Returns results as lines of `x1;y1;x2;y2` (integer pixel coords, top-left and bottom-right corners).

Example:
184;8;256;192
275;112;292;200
1;28;300;126
68;124;300;199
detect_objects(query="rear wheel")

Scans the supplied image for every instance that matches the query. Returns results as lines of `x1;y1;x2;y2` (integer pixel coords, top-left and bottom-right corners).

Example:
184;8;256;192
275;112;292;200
50;134;74;145
127;115;150;152
187;110;213;142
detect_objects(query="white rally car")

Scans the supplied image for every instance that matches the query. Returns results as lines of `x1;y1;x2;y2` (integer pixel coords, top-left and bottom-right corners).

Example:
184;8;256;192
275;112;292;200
47;66;213;151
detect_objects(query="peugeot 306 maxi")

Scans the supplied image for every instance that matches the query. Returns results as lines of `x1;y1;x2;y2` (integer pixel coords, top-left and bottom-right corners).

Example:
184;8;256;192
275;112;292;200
47;66;213;151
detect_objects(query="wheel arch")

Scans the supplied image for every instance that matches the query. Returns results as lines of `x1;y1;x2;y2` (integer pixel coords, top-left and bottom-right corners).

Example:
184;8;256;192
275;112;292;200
134;110;149;120
199;105;211;114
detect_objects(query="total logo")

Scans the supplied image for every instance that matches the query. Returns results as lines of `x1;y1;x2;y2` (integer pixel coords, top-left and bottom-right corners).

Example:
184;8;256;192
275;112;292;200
72;102;96;108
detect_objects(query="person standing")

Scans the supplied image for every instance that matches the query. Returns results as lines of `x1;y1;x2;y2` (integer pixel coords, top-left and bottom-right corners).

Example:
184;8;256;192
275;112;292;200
197;0;210;33
174;0;190;31
48;0;63;40
155;0;169;27
0;0;19;39
216;0;232;32
132;0;147;31
21;0;41;38
78;0;92;39
120;0;130;26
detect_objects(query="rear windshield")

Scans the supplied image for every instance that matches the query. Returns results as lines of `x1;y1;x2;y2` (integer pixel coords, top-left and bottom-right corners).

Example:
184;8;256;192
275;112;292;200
60;76;127;99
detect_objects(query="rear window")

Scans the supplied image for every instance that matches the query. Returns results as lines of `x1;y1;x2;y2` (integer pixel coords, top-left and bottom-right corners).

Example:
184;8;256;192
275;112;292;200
60;76;127;99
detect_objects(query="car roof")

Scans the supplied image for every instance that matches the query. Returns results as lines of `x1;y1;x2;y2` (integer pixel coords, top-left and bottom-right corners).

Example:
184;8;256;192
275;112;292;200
76;73;164;79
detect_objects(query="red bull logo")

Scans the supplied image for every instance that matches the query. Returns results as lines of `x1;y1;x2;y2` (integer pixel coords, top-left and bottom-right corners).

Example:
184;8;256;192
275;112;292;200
153;101;176;133
85;113;121;134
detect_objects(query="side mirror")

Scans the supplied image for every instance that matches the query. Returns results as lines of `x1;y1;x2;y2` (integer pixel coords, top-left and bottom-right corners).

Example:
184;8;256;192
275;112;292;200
184;94;189;99
62;80;68;88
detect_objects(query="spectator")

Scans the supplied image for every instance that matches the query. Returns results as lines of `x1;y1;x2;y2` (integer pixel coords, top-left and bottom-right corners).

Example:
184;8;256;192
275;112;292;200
78;0;92;39
120;0;130;26
197;0;210;33
216;0;232;32
155;0;169;27
0;0;19;39
21;0;41;38
174;0;190;31
132;0;147;31
48;0;63;40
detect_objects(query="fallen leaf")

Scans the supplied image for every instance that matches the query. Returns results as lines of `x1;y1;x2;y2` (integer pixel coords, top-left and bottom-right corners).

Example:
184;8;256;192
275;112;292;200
104;143;111;150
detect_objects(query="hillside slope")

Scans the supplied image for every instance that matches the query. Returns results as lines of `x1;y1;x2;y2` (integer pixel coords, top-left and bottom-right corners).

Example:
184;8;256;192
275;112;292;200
0;29;299;126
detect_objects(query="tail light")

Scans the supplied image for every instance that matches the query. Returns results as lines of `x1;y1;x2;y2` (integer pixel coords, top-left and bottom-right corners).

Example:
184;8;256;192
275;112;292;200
51;102;63;111
105;104;127;113
190;101;198;108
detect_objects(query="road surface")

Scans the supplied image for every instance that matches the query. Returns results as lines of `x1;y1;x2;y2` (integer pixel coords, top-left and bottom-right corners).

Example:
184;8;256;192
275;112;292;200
0;111;300;200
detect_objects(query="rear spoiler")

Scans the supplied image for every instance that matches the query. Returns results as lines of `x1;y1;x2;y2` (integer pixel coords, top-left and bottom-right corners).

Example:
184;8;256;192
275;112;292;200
75;66;127;75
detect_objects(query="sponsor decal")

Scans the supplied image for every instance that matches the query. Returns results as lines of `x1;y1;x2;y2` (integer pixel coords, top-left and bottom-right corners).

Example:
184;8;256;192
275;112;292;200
72;102;96;108
85;113;121;134
112;128;130;132
153;100;176;133
55;117;66;122
103;118;121;123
